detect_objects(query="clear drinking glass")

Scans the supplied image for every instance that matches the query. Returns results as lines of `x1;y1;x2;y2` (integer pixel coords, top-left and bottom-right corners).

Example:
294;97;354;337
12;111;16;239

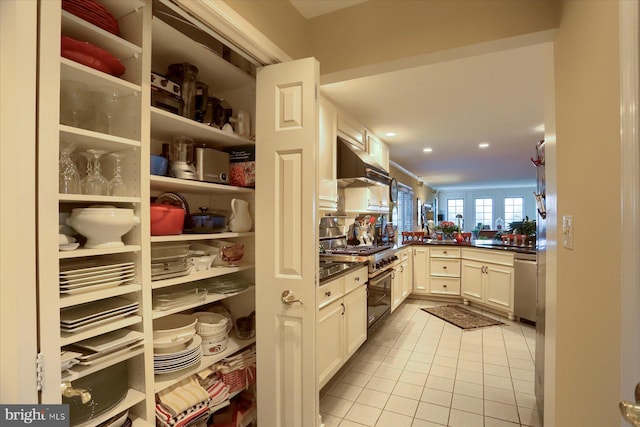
80;149;109;195
60;80;90;128
96;86;137;137
59;140;81;194
108;151;127;196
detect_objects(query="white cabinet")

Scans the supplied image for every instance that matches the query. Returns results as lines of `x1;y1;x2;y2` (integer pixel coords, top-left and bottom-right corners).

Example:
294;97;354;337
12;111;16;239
366;133;390;172
337;113;366;150
429;247;461;296
318;97;338;210
344;186;389;213
317;298;345;389
412;246;430;294
461;249;515;319
391;248;412;311
317;266;367;389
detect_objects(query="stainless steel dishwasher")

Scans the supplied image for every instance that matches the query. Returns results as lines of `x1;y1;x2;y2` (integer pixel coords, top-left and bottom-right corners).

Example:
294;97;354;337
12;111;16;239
514;252;537;324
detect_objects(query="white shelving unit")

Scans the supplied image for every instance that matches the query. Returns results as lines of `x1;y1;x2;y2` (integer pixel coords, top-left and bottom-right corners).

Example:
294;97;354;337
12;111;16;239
37;1;257;424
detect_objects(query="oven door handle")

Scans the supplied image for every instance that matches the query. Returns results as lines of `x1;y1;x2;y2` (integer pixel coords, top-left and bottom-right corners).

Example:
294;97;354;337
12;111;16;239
370;268;394;284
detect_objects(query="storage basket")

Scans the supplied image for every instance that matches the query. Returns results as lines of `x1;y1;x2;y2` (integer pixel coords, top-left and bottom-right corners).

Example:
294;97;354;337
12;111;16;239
218;365;256;394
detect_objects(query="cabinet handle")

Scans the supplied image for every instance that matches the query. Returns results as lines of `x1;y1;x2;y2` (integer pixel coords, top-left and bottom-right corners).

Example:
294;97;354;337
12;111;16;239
442;266;447;270
325;291;332;297
341;303;345;315
444;251;448;255
400;266;404;273
443;284;447;288
355;277;360;282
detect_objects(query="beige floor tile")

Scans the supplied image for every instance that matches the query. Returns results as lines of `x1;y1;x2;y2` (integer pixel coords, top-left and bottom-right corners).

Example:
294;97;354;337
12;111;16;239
374;365;403;381
420;387;453;407
414;402;450;425
320;395;354;418
484;373;514;390
484;416;521;426
448;409;484;427
320;413;342;427
366;376;397;393
484;400;520;423
398;370;428;386
518;406;542;427
425;375;455;393
375;410;414;427
515;391;537;409
455;368;484;385
329;382;363;401
484;363;511;378
432;355;458;368
451;393;484;415
453;380;484;399
356;388;390;409
484;385;517;405
385;395;420;417
342;371;373;388
510;367;534;382
430;364;457;379
344;402;382;426
457;359;482;372
404;360;432;374
393;381;424;399
512;378;534;394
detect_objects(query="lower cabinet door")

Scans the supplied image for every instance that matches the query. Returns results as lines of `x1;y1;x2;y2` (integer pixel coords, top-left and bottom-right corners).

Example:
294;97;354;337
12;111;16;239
343;285;367;360
461;260;484;301
317;298;345;389
485;264;514;310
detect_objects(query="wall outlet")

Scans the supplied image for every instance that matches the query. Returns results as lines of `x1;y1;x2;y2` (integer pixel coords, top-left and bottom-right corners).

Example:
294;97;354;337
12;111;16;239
562;215;573;249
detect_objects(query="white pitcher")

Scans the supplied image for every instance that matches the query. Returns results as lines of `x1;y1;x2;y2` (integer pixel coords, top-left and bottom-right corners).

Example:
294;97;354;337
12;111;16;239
229;199;252;232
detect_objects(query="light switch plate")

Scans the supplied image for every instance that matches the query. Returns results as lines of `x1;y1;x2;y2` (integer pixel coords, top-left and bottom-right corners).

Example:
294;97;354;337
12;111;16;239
562;215;573;249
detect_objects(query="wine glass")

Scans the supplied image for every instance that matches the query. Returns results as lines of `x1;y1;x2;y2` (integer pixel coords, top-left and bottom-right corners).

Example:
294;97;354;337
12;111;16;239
59;140;81;194
108;151;127;196
80;149;109;195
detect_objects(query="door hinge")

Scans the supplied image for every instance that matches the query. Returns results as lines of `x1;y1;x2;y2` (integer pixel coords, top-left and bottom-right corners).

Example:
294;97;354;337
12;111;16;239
315;84;318;100
36;353;44;391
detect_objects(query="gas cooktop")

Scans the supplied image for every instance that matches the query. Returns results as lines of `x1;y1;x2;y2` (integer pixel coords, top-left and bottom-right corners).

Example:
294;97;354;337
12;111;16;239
323;244;393;256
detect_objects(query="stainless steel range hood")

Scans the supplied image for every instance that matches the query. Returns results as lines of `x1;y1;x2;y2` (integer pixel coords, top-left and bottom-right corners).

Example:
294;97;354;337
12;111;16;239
337;136;391;187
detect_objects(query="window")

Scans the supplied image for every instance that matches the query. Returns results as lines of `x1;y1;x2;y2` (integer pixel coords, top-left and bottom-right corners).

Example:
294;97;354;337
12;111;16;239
475;198;493;229
447;199;464;227
504;197;524;224
394;184;414;233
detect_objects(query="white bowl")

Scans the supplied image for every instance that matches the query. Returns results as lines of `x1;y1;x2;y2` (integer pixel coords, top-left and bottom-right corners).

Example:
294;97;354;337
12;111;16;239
67;205;139;249
193;312;228;336
153;314;197;343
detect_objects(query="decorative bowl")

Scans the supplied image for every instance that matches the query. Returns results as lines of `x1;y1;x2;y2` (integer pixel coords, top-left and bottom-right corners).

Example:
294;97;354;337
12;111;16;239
66;205;139;249
220;243;244;266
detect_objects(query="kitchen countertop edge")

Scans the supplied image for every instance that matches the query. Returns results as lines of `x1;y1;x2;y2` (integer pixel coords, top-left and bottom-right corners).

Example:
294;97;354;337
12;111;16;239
396;240;536;255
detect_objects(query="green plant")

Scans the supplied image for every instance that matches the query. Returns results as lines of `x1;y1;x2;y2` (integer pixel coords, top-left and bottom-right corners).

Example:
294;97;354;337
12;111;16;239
509;217;536;236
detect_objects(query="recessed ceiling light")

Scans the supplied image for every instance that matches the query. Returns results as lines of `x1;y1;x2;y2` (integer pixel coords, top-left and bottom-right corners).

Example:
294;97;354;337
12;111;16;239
385;132;396;137
423;148;433;153
479;143;490;149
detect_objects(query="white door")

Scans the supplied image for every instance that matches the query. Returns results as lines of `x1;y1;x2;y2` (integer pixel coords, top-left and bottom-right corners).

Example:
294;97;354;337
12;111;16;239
255;57;320;427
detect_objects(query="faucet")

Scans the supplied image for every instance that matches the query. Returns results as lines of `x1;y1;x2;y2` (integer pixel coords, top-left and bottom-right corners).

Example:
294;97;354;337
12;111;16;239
60;382;91;404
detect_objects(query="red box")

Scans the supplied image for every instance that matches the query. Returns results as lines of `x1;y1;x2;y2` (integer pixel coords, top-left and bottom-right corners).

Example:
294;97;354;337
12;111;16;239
225;145;255;187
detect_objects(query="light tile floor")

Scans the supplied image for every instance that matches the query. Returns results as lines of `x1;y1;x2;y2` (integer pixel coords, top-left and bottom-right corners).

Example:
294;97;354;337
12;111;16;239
320;299;540;427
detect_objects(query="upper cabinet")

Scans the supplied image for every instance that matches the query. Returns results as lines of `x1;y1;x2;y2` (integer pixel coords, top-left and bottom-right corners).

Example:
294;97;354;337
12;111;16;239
366;133;390;172
337;112;366;150
319;97;338;210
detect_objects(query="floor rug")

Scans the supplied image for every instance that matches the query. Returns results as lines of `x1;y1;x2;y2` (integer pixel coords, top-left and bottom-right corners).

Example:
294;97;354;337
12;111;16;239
421;305;504;330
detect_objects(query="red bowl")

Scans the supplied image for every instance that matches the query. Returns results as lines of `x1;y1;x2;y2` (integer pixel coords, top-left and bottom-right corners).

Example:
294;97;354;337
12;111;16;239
150;204;185;235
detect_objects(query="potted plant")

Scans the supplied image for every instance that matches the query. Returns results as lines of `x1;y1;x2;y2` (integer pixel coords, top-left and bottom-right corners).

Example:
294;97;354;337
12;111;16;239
508;217;536;245
436;221;458;240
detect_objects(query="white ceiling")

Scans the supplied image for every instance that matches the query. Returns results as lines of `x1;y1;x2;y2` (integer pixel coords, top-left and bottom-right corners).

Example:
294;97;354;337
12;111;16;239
321;44;547;190
289;0;368;19
288;0;546;190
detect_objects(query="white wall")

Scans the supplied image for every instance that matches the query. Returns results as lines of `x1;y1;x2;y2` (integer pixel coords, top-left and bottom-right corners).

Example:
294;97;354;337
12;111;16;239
437;186;536;231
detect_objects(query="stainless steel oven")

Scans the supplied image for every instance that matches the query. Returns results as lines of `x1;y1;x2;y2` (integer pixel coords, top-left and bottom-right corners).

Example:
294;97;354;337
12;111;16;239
367;267;393;331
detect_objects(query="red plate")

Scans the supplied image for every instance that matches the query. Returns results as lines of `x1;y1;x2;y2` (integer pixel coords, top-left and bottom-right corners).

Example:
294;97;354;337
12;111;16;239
62;0;120;35
61;36;125;77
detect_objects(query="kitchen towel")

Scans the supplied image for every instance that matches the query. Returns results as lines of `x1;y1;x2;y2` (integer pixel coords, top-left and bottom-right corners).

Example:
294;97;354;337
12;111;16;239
156;376;210;416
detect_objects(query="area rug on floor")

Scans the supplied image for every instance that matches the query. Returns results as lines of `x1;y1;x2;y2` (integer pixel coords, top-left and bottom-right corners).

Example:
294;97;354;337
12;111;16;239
421;305;504;329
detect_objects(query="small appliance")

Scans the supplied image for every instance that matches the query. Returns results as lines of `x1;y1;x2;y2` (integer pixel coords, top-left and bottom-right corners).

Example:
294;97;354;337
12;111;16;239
195;147;229;183
169;136;197;180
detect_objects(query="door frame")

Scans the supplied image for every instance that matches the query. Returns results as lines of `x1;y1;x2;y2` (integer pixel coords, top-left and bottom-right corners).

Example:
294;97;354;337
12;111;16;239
619;0;640;411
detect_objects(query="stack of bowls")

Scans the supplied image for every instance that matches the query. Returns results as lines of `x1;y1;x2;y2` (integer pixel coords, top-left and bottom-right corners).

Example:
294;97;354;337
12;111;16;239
152;314;197;353
193;312;229;355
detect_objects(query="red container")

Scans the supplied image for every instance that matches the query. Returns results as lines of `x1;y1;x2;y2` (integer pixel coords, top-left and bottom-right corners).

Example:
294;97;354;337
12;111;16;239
150;204;185;235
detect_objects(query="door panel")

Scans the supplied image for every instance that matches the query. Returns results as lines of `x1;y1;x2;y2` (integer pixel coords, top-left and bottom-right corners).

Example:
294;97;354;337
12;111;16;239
255;57;319;427
485;265;514;309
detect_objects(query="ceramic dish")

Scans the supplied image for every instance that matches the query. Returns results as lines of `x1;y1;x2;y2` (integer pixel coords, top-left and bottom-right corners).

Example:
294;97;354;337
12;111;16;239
153;335;201;360
60;298;138;324
60;305;139;329
72;329;143;353
59;281;124;295
59;272;135;288
60;261;134;277
60;266;134;284
60;309;138;333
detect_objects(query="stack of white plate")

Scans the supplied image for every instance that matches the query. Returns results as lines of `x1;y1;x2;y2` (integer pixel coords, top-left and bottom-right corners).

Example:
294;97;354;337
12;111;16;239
67;330;144;367
59;261;135;295
60;297;139;333
153;335;203;374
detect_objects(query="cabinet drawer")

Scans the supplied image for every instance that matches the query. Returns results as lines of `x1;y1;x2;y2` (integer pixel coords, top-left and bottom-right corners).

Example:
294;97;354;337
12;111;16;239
318;278;344;309
344;266;367;294
430;277;460;295
430;258;460;277
461;248;514;266
430;247;460;258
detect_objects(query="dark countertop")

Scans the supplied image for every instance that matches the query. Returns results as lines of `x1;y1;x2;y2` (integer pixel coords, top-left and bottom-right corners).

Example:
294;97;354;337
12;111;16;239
396;239;537;255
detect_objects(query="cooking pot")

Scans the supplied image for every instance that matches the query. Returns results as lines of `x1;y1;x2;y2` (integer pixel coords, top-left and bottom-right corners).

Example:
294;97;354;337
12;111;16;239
62;362;128;426
184;207;226;233
150;203;185;235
